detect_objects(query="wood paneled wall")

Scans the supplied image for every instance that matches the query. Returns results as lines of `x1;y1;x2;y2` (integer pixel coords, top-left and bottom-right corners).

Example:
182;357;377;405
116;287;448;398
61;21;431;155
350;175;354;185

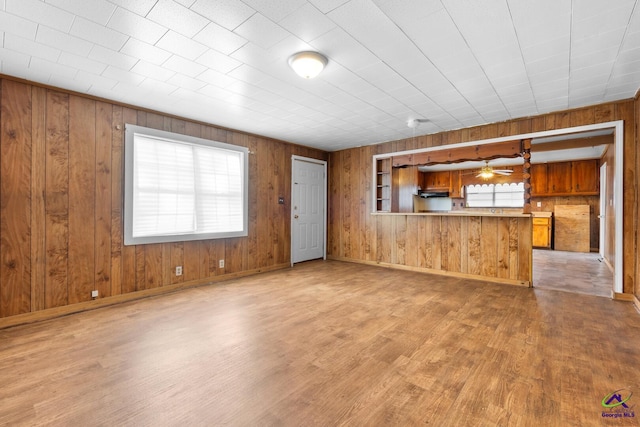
328;100;637;295
0;78;327;319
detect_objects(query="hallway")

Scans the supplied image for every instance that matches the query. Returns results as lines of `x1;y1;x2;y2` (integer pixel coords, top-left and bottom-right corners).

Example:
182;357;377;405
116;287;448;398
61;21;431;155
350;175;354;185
532;249;613;298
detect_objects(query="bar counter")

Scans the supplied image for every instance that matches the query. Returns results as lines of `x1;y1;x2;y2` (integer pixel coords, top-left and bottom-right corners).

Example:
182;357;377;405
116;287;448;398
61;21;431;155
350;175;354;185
333;211;533;287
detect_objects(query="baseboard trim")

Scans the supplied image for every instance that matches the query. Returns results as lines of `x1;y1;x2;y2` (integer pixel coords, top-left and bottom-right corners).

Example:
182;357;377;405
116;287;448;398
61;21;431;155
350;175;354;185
613;292;636;302
0;263;290;330
327;256;530;287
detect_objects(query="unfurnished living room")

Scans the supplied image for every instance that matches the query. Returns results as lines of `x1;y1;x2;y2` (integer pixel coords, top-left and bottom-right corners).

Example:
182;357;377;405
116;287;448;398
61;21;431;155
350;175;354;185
1;1;640;426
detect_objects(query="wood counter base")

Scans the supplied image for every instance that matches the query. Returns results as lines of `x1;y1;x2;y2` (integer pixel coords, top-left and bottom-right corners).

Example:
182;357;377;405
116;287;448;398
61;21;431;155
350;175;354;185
331;213;532;287
328;255;530;287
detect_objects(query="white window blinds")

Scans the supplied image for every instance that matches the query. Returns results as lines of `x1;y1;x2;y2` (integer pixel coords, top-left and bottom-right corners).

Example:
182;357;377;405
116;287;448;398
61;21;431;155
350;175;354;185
124;125;248;245
466;183;524;208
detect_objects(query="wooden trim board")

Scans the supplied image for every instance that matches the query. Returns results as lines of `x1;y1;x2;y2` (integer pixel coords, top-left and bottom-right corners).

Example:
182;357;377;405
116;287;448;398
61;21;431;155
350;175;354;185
0;263;290;330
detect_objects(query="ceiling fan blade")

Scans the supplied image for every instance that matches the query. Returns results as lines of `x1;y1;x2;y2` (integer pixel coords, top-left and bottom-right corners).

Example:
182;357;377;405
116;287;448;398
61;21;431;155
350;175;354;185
494;170;513;175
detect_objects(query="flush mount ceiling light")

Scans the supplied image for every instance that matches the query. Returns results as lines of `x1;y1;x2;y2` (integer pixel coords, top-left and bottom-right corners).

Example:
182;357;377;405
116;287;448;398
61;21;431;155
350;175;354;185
288;51;328;79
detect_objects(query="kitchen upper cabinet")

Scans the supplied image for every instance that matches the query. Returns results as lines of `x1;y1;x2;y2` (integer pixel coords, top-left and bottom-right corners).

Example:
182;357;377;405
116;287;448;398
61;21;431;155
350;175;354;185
571;159;599;194
449;170;462;198
547;162;572;194
531;159;599;196
530;163;548;196
422;171;451;191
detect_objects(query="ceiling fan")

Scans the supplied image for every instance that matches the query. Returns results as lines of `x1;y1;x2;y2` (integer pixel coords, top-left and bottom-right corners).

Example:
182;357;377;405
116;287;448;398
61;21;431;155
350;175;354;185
476;161;514;179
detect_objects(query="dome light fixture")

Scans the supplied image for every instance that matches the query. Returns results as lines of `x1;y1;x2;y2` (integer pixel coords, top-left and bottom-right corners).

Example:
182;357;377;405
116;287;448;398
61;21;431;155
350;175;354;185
288;51;328;79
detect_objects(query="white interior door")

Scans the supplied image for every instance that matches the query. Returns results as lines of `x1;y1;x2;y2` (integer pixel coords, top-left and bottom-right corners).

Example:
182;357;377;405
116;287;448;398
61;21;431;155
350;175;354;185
599;162;607;258
291;157;326;264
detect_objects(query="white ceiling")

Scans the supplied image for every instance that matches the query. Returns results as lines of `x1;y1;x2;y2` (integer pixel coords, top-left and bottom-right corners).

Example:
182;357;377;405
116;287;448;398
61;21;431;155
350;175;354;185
1;0;639;151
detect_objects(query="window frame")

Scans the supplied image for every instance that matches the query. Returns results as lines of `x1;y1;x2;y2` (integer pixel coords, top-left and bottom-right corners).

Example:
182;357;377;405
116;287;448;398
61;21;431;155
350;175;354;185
123;124;249;246
465;182;525;208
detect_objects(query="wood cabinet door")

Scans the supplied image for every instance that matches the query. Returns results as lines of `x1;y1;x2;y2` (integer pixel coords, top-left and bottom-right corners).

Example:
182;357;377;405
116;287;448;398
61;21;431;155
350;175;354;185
425;171;450;190
449;170;461;197
571;159;599;194
547;162;571;194
530;163;548;195
532;218;551;248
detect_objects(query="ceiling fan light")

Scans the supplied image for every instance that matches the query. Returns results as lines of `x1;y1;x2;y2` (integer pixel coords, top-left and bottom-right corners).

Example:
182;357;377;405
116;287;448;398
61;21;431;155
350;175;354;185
288;51;328;79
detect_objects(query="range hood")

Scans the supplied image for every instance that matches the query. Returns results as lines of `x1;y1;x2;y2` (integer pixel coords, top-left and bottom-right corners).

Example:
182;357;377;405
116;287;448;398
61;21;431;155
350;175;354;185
419;191;450;198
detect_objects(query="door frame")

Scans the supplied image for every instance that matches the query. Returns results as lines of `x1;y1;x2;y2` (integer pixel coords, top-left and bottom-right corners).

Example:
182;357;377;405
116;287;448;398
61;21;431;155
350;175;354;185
291;155;327;266
599;162;607;259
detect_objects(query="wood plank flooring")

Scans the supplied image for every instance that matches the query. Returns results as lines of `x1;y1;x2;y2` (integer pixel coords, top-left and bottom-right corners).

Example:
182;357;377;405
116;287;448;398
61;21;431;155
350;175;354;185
533;249;613;298
0;260;639;426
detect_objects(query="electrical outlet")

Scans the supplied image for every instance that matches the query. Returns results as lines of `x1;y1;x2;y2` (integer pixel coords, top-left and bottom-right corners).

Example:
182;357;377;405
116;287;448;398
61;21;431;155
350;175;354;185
219;259;225;268
175;266;183;276
536;201;541;207
91;290;98;298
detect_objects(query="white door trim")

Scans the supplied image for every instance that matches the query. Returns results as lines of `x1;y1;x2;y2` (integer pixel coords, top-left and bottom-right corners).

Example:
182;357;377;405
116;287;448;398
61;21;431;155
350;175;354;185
599;162;607;259
291;155;327;266
373;120;624;295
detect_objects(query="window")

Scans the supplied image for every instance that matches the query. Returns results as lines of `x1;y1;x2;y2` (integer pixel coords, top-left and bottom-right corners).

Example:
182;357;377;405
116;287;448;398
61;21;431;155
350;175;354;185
466;183;524;208
124;125;248;245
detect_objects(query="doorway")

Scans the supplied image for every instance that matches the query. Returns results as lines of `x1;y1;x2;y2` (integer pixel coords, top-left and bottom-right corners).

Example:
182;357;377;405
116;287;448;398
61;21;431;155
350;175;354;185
291;156;327;265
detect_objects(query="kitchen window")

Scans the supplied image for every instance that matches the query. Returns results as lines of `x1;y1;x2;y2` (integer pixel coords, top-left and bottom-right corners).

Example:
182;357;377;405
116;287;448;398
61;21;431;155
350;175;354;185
466;183;524;208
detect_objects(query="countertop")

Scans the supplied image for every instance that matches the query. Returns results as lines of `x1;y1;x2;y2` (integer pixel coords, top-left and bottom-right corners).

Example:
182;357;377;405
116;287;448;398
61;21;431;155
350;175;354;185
372;211;532;218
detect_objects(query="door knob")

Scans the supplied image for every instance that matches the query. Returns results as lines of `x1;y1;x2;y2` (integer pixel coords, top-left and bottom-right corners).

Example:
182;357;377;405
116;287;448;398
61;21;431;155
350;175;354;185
294;214;299;219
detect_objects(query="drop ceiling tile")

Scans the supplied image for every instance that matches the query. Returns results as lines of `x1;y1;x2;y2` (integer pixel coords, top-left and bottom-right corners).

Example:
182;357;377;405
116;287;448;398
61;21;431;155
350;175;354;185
131;60;175;81
156;31;207;61
193;22;247;55
107;7;168;45
197;68;238;89
45;0;116;25
138;78;178;94
74;69;117;90
70;17;128;50
233;13;290;49
102;66;145;85
107;0;157;16
194;49;241;74
48;74;90;92
279;3;335;42
190;0;255;31
570;63;612;82
229;42;278;71
174;0;196;7
509;0;571;45
59;51;107;74
167;73;207;91
121;38;171;65
4;33;60;62
6;0;74;32
36;25;94;56
0;47;30;70
147;0;209;38
162;55;207;78
31;56;78;80
0;10;37;39
89;45;137;70
240;0;306;22
308;0;349;14
310;28;378;71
